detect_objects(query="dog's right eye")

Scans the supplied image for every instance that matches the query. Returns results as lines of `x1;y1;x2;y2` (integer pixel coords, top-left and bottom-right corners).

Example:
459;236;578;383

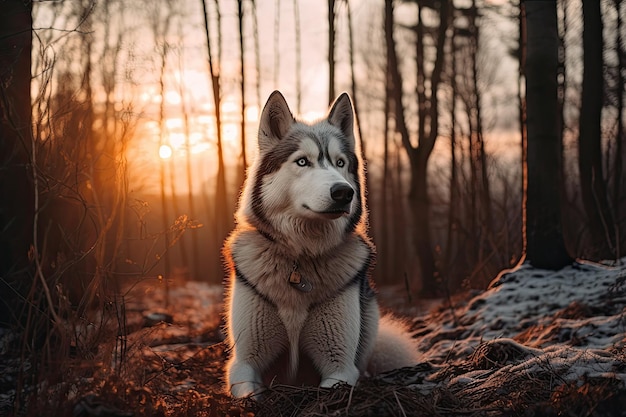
295;157;309;167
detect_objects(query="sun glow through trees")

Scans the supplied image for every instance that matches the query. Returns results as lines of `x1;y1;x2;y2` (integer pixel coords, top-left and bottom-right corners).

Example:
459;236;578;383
127;90;263;195
159;144;173;159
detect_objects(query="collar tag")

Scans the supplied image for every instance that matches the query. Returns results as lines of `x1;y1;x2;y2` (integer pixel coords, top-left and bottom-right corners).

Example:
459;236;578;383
289;264;313;292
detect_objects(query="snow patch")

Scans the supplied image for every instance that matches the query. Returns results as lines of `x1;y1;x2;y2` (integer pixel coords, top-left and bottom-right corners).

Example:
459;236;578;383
411;259;626;390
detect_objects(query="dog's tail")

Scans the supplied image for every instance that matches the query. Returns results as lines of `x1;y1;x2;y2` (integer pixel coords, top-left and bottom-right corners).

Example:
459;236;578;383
367;314;419;375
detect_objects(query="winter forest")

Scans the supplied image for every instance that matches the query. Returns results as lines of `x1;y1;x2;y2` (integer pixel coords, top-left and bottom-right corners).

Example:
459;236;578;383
1;0;626;416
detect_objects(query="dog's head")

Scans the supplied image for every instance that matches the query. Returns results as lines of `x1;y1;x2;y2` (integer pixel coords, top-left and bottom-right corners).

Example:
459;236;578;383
239;91;366;249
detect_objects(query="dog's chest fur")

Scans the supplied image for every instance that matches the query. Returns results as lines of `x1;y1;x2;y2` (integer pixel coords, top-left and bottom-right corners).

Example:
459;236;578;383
228;229;371;313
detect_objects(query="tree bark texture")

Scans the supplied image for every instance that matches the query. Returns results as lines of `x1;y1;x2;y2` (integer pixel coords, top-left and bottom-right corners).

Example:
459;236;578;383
0;0;34;324
328;0;336;105
523;0;571;269
578;0;615;259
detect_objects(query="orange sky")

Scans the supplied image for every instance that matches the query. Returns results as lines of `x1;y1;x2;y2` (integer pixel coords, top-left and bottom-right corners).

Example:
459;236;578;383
32;0;520;196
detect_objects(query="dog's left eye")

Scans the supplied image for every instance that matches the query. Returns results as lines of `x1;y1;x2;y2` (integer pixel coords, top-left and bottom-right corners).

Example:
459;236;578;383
336;158;345;168
296;157;309;167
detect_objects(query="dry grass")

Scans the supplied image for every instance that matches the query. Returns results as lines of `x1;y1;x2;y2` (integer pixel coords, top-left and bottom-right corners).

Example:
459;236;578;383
4;298;625;417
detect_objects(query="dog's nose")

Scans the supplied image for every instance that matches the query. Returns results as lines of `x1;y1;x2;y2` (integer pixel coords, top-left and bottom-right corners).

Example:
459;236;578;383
330;183;354;205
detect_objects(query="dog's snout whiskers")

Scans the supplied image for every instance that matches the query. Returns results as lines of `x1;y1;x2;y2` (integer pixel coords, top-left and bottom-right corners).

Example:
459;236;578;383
330;183;354;205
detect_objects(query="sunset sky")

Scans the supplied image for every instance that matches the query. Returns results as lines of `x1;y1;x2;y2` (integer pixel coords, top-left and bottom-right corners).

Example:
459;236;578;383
32;0;519;196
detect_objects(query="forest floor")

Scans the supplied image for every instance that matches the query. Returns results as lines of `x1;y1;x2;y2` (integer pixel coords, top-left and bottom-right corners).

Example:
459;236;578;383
2;258;626;416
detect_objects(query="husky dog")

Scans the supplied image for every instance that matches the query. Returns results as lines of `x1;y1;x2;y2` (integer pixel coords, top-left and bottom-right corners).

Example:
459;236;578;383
223;91;417;398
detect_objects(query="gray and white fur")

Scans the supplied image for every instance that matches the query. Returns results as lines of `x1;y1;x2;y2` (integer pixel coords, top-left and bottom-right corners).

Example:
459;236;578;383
223;91;417;398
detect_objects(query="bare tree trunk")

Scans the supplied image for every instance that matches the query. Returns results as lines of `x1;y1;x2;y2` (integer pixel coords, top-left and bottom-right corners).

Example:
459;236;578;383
518;0;527;261
416;0;450;296
251;0;262;108
380;46;392;284
155;23;171;299
176;23;199;280
328;0;336;104
345;0;364;150
0;0;33;323
168;153;188;270
578;0;615;259
445;33;458;273
470;0;491;260
393;138;407;284
614;0;623;247
238;0;247;181
201;0;230;280
415;6;426;148
385;0;416;287
557;0;567;145
90;0;128;298
386;0;447;297
293;0;302;114
523;0;571;269
466;99;478;260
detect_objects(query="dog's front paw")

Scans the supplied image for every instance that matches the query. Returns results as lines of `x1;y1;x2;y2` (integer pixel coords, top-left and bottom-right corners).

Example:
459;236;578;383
230;380;264;399
227;360;265;399
319;366;359;388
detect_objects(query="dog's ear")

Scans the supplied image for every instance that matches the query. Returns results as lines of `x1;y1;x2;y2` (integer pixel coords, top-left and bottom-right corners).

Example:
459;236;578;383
258;90;295;152
327;93;355;147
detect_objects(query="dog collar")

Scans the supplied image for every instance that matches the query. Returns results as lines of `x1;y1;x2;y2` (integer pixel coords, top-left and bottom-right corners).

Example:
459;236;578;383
289;262;313;292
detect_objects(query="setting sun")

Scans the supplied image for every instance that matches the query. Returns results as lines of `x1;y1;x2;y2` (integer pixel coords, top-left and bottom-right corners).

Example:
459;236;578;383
159;144;172;159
